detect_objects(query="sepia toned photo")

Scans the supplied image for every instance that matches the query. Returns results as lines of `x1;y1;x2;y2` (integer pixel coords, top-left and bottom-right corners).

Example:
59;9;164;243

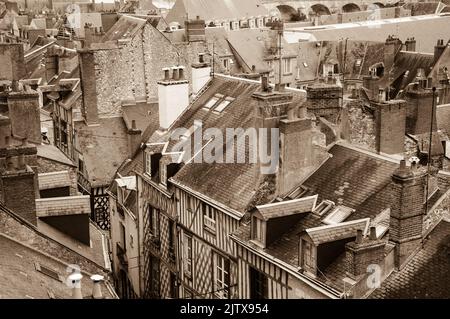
0;0;449;306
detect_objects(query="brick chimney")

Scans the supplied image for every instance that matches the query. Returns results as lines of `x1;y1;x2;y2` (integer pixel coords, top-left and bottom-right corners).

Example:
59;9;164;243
7;88;42;144
390;159;426;269
79;50;99;125
157;66;189;130
0;140;38;225
306;83;343;124
434;39;446;65
404;37;416;52
373;99;406;155
404;78;437;135
191;53;211;95
345;227;386;280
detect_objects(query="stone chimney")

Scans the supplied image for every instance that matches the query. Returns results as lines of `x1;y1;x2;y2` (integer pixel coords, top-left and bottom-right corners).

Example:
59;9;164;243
434;39;446;65
345;227;386;280
191;53;211;95
79;51;99;125
0;140;39;226
384;35;402;71
404;37;416;52
185;16;206;42
390;159;426;269
127;119;142;158
157;66;189;130
0;43;26;81
373;99;406;155
404;80;438;135
7;88;42;144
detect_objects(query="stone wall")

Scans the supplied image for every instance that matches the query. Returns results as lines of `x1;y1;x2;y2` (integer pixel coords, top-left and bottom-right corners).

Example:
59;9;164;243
92;24;207;118
346;99;376;151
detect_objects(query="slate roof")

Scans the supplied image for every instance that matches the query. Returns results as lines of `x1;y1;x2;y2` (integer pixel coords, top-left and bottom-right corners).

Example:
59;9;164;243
256;195;318;221
102;15;147;42
164;75;306;215
370;220;450;299
38;171;72;190
75;117;129;187
304;218;370;246
36;144;75;167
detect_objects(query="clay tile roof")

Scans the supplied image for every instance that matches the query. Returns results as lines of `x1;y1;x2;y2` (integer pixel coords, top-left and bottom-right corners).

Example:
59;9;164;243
256;195;318;221
303;218;370;246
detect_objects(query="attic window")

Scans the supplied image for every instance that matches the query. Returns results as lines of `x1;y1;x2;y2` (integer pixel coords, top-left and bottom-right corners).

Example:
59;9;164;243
313;200;335;216
204;94;222;109
214;97;235;113
35;263;63;282
252;216;264;243
322;205;355;225
285;185;309;200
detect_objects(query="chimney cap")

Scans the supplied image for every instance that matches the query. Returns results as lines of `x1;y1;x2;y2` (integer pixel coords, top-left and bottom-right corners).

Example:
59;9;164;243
69;273;83;281
90;274;104;282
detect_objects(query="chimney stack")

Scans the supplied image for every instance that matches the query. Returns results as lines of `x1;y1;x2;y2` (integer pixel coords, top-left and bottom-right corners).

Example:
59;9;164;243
390;159;427;269
345;228;386;280
434;39;446;65
69;273;83;299
404;37;416;52
157;66;189;130
373;99;406;155
90;275;104;299
79;51;99;125
191;53;211;95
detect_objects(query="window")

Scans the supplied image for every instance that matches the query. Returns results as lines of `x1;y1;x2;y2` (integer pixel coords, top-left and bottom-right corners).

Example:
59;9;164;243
213;253;230;299
183;234;193;279
283;58;292;74
355;59;362;67
249;19;255;28
257;18;264;28
302;62;308;68
145;151;152;175
252;216;264;242
150;256;160;296
168;219;175;253
148;206;160;237
203;202;216;233
250;267;268;299
170;273;178;298
214;97;234;113
322;205;354;225
323;64;334;77
313;200;335;216
223;58;229;69
120;223;126;249
302;240;314;268
204;95;221;109
160;162;167;186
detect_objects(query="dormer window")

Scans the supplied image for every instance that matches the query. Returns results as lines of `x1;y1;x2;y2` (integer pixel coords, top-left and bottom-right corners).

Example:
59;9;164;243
145;151;152;176
251;216;265;244
144;151;162;178
160;162;167;186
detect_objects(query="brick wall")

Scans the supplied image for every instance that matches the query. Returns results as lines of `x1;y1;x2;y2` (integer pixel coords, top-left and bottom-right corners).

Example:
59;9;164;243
1;171;37;225
306;85;343;123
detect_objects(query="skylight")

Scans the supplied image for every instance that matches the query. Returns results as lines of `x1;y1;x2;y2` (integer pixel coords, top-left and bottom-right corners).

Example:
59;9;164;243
303;62;308;68
322;205;355;225
313;200;335;216
204;94;222;109
214;97;234;113
285;185;309;200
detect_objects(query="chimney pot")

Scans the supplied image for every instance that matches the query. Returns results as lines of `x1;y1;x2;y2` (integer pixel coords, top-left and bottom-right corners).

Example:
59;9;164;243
400;159;406;170
90;274;104;299
18;154;25;170
179;67;185;80
172;67;180;81
69;273;83;299
356;229;363;244
131;119;137;130
369;226;377;240
199;53;205;64
163;68;170;81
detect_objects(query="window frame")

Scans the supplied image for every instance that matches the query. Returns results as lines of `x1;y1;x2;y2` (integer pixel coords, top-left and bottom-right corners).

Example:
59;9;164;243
213;253;231;299
203;202;216;234
145;151;152;176
183;234;193;279
283;58;292;75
